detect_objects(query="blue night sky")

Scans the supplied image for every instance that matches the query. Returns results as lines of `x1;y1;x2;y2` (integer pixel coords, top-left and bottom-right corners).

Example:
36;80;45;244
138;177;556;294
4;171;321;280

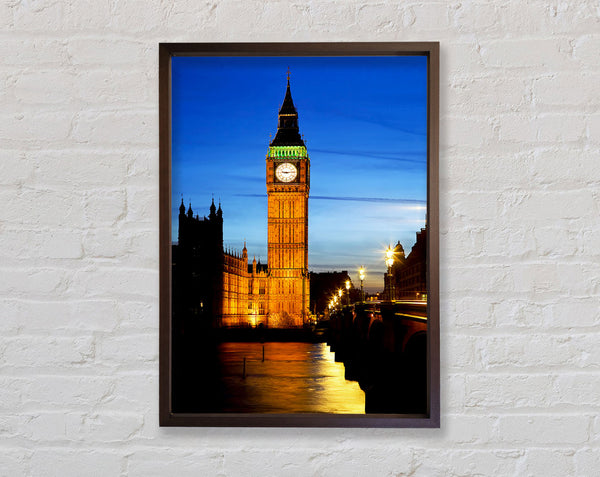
171;56;427;292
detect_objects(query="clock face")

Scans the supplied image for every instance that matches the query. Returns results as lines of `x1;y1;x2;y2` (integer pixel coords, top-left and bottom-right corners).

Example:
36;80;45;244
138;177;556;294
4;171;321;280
275;162;297;183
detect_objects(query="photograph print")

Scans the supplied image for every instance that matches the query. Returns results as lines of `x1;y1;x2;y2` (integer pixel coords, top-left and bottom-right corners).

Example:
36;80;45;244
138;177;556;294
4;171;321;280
160;43;439;427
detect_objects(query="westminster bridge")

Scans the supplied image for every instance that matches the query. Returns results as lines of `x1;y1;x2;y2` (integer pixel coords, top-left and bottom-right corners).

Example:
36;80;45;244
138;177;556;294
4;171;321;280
327;300;428;414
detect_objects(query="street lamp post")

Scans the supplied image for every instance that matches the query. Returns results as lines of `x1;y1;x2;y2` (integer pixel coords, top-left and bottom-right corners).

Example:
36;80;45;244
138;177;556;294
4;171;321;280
345;280;350;305
358;266;365;302
385;246;395;301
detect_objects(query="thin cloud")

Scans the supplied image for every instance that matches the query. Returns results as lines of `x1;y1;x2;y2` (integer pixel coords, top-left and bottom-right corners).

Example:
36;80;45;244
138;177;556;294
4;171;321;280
311;195;426;205
308;148;425;165
235;193;426;205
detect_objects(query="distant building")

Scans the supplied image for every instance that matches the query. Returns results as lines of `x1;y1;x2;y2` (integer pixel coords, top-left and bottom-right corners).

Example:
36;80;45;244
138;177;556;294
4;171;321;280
382;242;405;301
392;227;427;300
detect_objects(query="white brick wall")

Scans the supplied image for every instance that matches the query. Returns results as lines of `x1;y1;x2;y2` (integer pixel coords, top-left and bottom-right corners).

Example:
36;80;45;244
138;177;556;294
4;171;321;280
1;0;598;475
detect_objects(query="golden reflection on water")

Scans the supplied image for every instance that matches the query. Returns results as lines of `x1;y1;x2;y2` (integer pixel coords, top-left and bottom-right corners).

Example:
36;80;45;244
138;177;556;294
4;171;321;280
218;342;365;414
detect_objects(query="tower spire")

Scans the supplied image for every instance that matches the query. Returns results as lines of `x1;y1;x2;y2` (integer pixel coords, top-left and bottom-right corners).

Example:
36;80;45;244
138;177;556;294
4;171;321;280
270;71;305;147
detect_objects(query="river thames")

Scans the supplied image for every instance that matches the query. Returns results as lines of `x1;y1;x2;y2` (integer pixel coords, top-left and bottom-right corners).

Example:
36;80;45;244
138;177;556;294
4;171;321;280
216;342;365;414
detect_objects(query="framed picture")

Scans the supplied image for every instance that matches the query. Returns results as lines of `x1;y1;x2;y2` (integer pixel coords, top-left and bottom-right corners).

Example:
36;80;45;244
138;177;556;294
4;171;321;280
159;43;439;427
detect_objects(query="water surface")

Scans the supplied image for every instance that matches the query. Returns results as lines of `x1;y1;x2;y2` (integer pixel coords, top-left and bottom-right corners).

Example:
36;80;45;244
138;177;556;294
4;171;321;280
218;342;365;414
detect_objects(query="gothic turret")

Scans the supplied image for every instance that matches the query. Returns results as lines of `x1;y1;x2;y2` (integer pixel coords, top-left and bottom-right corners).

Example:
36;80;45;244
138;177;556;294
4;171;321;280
209;197;216;219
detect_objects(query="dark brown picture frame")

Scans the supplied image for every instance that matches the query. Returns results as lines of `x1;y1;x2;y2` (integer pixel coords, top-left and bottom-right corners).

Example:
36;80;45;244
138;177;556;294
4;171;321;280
159;42;439;427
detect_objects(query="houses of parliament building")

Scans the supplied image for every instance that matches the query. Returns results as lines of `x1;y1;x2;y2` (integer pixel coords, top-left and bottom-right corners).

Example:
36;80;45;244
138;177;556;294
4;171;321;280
172;76;310;329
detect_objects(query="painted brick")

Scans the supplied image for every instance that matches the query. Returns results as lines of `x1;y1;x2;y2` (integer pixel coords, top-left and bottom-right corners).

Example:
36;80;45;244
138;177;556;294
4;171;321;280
588;113;600;144
76;69;154;105
0;268;68;297
497;113;586;144
498;415;590;445
13;70;77;105
555;374;600;407
480;38;575;69
101;373;157;413
573;34;600;65
402;3;453;32
0;299;121;333
66;39;152;66
83;188;127;226
441;115;495;148
11;0;65;31
545;298;600;328
530;147;600;185
162;2;218;34
30;450;122;477
582;226;600;256
356;4;402;32
114;300;158;331
443;373;465;412
0;450;32;477
418;449;522;477
492;299;546;328
575;448;600;476
69;267;157;299
66;411;144;442
1;376;116;411
0;39;70;66
534;72;600;106
504;190;597;222
443;415;498;444
63;0;113;30
125;449;224;477
448;296;494;328
0;111;74;144
447;74;533;115
465;374;556;409
0;336;95;369
452;3;500;34
479;333;600;370
72;111;156;146
521;449;576;476
537;114;587;143
306;2;357;30
95;333;158;368
2;188;85;227
125;187;157;224
28;150;131;187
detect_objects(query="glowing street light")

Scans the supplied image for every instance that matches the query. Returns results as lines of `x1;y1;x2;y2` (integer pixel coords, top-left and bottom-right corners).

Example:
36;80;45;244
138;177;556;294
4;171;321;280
358;266;366;302
385;247;395;269
345;279;351;305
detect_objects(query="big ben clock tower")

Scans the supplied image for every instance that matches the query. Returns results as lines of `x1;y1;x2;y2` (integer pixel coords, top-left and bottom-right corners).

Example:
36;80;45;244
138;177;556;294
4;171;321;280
266;73;310;327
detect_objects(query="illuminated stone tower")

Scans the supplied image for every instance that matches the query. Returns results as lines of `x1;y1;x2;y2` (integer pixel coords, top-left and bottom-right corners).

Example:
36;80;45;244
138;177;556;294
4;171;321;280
266;73;310;327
